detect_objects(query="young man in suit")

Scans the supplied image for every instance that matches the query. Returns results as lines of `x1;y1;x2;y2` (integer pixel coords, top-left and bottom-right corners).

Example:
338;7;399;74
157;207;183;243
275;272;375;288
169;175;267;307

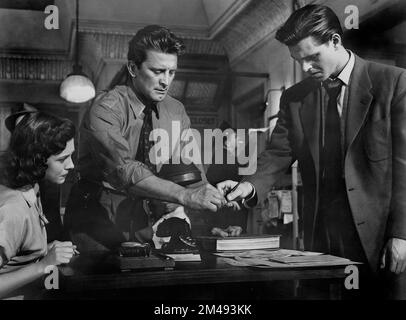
218;5;406;298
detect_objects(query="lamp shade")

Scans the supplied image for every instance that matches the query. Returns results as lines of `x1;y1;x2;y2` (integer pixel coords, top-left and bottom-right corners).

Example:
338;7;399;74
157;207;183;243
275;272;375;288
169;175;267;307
60;69;96;103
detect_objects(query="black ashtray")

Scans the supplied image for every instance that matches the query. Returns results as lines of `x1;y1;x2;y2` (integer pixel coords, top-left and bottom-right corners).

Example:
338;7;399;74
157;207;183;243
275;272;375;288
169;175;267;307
119;242;151;257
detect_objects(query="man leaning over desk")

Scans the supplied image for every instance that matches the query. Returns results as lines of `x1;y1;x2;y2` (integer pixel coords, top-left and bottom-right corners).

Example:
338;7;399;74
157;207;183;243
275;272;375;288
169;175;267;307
64;25;226;252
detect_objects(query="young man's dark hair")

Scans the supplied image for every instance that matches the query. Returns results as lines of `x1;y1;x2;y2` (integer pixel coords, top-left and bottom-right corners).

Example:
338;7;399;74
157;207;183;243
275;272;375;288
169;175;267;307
127;25;185;67
275;4;343;46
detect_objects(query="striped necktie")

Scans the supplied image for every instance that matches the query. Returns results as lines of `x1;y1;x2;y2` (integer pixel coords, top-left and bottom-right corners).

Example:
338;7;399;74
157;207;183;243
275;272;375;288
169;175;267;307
137;103;159;174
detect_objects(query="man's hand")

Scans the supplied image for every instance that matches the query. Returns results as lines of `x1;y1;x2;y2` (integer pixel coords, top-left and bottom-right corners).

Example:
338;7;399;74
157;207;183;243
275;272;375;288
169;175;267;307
211;226;242;237
149;199;181;216
181;183;226;212
216;180;253;202
380;238;406;274
226;201;242;211
47;240;65;251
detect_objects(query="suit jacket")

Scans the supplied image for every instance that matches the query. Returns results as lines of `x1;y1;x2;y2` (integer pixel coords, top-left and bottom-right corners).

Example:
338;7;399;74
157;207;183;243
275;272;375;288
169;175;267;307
246;55;406;270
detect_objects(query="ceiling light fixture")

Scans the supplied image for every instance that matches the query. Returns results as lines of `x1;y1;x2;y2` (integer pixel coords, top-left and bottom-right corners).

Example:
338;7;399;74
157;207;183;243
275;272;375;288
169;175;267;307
60;0;95;103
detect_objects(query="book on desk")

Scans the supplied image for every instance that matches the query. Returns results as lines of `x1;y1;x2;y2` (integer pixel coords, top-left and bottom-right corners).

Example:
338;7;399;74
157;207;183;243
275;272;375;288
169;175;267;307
196;234;281;252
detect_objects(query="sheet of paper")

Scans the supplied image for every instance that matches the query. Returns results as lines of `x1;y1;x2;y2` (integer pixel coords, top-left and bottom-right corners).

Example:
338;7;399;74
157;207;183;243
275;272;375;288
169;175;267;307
213;249;323;259
280;190;292;213
216;249;354;269
213;251;246;257
277;249;323;256
234;256;288;267
219;257;251;267
268;254;350;264
283;213;293;224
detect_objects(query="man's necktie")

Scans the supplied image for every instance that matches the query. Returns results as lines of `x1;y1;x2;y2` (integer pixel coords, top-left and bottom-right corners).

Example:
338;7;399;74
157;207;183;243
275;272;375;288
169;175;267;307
137;103;158;174
321;79;343;193
134;103;159;232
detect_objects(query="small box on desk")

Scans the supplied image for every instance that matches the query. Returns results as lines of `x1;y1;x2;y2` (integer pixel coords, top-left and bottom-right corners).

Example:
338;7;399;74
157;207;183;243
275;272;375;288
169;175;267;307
117;242;175;271
117;254;175;271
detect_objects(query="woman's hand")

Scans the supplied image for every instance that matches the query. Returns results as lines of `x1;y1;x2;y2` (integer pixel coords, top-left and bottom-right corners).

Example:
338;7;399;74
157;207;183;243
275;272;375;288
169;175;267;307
40;241;76;269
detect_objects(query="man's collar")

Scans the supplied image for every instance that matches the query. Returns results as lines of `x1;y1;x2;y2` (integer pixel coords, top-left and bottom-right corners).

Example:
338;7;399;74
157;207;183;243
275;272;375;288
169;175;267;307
20;183;39;208
335;50;355;86
126;78;160;119
126;79;146;118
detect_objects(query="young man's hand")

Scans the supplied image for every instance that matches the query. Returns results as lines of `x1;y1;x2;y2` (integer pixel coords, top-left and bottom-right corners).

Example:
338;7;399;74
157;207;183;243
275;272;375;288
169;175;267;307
380;238;406;274
181;183;226;212
216;180;254;202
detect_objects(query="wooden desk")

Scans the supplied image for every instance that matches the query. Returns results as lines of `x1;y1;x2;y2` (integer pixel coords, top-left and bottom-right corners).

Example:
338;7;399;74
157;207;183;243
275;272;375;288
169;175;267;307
48;251;359;299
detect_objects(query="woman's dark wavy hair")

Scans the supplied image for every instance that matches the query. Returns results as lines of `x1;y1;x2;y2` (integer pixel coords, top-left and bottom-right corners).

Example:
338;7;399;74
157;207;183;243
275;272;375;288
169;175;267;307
276;5;343;46
108;25;185;89
3;112;75;188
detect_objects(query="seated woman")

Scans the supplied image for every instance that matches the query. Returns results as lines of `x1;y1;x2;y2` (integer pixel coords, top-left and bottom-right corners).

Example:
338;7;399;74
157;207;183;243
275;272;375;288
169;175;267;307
0;111;77;298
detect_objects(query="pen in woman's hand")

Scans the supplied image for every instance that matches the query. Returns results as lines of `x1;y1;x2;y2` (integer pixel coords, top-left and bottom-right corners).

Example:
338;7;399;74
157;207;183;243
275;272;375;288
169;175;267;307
72;245;80;256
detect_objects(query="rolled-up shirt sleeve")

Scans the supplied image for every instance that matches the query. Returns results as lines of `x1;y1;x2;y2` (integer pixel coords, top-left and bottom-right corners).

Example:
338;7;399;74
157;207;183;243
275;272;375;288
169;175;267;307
82;95;154;190
0;202;25;268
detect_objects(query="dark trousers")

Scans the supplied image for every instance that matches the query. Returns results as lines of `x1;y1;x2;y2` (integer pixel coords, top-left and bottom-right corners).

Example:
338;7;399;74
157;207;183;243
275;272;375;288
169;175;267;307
318;189;366;264
316;182;406;299
64;180;151;252
316;188;372;299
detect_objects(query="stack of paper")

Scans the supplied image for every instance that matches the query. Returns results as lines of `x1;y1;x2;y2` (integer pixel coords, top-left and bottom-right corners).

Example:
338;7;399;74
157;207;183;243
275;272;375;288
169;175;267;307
215;249;356;268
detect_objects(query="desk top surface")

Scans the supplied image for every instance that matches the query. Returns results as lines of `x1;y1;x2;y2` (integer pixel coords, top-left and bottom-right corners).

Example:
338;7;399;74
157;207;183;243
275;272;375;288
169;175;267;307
58;251;358;293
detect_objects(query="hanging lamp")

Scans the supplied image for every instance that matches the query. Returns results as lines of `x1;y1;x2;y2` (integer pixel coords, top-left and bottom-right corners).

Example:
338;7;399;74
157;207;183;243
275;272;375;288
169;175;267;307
60;0;95;103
